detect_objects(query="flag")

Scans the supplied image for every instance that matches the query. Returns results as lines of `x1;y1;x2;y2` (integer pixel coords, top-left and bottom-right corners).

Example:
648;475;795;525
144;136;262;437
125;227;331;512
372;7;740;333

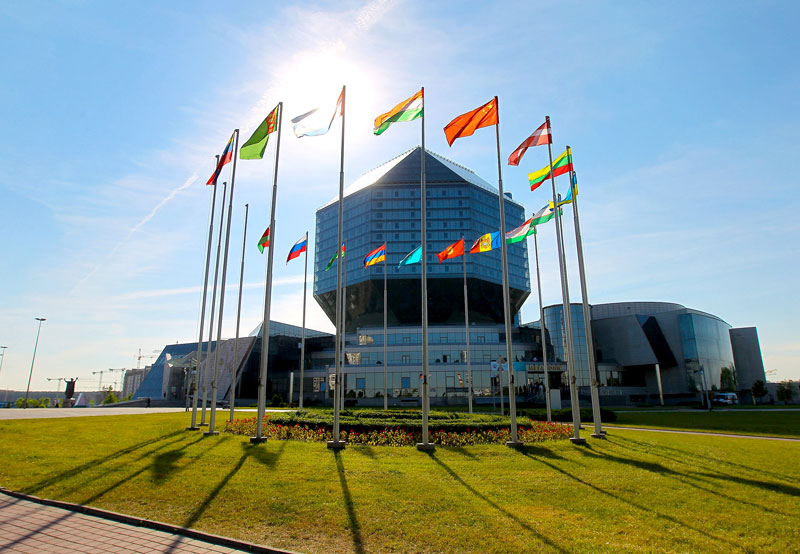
548;184;576;209
443;97;498;146
437;238;464;263
469;232;500;254
457;372;463;385
286;233;308;264
530;204;558;226
374;89;423;136
206;132;236;185
325;243;346;271
240;104;280;160
363;244;386;268
508;120;551;166
292;88;344;138
398;245;422;267
257;226;270;254
506;217;535;244
528;149;573;191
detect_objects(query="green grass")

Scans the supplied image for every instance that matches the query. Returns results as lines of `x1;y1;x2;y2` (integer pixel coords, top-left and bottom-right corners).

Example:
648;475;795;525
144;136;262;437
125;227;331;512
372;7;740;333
1;412;798;553
609;410;800;438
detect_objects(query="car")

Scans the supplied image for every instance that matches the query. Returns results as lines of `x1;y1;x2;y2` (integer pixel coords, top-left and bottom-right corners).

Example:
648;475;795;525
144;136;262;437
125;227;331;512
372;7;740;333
712;392;738;405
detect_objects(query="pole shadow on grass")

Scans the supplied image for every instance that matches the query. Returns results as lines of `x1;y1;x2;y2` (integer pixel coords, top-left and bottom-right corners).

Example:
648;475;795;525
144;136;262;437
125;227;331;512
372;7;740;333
334;451;365;554
574;445;792;517
425;452;570;554
22;430;185;495
516;448;750;552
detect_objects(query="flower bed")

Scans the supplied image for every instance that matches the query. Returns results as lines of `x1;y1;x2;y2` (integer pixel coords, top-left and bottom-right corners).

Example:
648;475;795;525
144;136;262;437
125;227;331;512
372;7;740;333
224;413;573;446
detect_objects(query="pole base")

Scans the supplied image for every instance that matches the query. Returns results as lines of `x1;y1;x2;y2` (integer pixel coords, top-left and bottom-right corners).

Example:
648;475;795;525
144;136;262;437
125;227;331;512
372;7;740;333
185;426;201;431
327;440;346;451
203;431;219;437
505;441;523;449
416;442;435;452
199;423;209;427
569;437;587;445
590;433;606;439
249;436;268;444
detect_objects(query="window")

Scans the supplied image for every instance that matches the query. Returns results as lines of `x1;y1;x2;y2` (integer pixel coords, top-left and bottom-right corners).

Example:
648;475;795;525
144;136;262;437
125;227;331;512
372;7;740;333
458;200;463;206
401;376;411;388
394;223;399;229
402;355;411;364
377;191;383;198
377;212;383;219
443;222;448;228
458;190;463;196
377;202;383;208
476;335;485;343
394;191;399;197
376;223;383;229
440;335;448;343
356;378;366;390
395;233;399;239
459;211;463;217
442;190;447;196
402;336;411;344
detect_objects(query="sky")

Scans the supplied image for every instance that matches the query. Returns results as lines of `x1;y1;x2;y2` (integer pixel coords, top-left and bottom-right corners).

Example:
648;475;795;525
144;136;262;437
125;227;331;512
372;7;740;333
1;0;798;392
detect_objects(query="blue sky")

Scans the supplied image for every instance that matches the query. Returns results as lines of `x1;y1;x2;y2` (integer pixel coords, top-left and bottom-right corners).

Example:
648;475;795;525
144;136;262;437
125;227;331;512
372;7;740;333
1;0;797;391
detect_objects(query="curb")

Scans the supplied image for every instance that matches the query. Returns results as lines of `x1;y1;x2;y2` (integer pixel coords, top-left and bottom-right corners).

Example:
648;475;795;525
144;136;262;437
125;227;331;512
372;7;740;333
0;487;300;554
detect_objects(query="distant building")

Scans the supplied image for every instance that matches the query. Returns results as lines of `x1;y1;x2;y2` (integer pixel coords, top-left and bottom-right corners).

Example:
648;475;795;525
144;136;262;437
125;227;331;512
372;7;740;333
122;367;150;399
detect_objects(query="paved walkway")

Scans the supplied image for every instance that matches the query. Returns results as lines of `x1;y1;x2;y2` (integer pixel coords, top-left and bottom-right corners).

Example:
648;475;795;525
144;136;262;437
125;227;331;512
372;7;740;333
0;491;291;554
605;425;800;442
0;407;186;420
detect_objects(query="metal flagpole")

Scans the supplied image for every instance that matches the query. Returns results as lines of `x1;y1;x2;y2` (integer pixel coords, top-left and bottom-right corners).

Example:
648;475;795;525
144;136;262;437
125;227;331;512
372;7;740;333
299;232;308;409
494;97;521;447
229;203;249;422
328;87;346;450
383;243;388;410
546;116;585;444
567;147;604;438
189;156;219;430
208;130;240;436
533;230;552;422
340;244;347;413
252;104;284;443
417;86;433;451
201;181;227;426
461;237;473;414
556;194;581;427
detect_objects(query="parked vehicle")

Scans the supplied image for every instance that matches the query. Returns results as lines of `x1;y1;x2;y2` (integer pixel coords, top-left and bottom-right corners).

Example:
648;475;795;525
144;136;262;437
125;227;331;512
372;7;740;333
713;392;738;405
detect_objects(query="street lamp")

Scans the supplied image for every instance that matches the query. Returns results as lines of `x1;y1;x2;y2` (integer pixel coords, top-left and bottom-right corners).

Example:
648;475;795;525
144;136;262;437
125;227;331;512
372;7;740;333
0;346;7;405
24;318;46;409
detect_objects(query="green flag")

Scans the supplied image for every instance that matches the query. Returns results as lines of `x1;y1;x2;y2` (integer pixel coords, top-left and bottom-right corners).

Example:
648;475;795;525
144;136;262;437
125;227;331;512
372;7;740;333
324;243;346;271
240;105;280;160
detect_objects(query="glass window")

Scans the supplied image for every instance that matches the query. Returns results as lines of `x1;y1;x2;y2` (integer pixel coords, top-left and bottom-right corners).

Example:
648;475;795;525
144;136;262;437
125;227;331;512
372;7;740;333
356;378;366;389
401;376;411;388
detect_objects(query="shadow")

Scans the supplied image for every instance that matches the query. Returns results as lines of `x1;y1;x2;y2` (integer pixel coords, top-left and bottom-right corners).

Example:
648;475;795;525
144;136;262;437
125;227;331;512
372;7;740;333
351;444;377;459
334;452;365;554
517;444;566;461
0;509;76;551
516;449;750;552
438;446;477;460
151;450;185;484
244;440;286;468
181;451;248;529
426;452;570;554
690;471;800;498
23;430;185;495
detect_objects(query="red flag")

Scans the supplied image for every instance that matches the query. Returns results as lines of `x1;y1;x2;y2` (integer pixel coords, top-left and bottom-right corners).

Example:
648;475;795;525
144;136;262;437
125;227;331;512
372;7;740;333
508;120;551;166
437;238;464;263
443;98;498;146
206;132;236;185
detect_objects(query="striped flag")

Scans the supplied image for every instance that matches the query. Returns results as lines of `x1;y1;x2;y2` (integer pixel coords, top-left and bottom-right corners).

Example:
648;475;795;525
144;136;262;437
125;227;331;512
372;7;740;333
286;233;308;264
257;226;270;253
325;243;346;271
506;217;535;243
508;120;551;166
469;232;500;254
530;205;558;226
374;89;423;135
206;132;236;185
548;183;576;209
528;149;573;191
363;244;386;268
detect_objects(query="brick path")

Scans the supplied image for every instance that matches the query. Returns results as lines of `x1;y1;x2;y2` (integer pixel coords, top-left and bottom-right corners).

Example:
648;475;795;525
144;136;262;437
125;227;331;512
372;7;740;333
0;492;287;553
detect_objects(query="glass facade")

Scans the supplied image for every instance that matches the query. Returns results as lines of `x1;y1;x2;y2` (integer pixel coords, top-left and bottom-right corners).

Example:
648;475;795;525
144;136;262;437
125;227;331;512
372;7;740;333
542;304;591;387
678;312;734;391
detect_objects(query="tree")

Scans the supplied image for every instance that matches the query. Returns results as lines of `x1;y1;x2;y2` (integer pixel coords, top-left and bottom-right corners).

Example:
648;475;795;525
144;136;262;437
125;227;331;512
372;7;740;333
720;367;737;392
776;381;795;405
751;380;767;404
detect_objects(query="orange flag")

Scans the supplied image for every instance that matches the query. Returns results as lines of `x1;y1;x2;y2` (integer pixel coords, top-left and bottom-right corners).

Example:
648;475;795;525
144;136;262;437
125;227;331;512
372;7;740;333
437;238;465;263
443;97;498;146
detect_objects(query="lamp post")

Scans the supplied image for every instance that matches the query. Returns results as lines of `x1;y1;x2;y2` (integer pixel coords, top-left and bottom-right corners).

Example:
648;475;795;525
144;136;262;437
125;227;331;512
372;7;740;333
24;318;46;409
0;346;7;405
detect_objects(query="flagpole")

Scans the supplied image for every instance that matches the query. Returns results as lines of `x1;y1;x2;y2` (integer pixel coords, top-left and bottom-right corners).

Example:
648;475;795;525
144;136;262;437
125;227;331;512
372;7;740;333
461;237;473;414
383;243;388;410
328;87;346;450
341;241;347;413
494;97;521;447
229;203;248;423
299;232;308;409
207;129;239;436
533;230;552;422
546;116;585;444
252;104;283;444
567;147;604;438
188;156;219;430
201;180;227;426
556;193;580;424
417;86;433;451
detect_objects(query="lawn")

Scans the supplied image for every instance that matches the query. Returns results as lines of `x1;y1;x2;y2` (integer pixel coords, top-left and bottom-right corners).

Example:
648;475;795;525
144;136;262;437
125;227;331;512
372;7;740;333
0;411;798;553
608;410;800;438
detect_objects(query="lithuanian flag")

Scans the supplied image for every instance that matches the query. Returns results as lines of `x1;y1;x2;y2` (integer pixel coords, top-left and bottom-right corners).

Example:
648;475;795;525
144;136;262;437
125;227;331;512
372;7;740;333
374;89;423;135
528;149;573;191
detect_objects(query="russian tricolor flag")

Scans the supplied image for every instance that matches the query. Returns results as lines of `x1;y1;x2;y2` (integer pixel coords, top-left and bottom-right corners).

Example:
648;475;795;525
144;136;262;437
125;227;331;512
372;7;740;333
286;232;308;263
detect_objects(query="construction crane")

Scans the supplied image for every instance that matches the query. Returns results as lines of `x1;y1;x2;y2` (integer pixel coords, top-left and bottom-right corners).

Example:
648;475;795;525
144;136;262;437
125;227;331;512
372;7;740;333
46;377;70;391
136;348;159;369
91;370;105;391
107;368;127;392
